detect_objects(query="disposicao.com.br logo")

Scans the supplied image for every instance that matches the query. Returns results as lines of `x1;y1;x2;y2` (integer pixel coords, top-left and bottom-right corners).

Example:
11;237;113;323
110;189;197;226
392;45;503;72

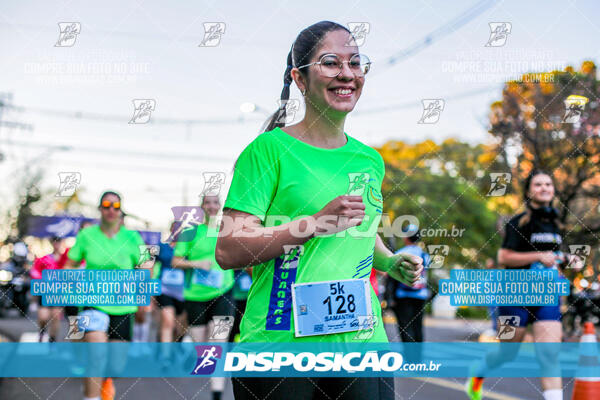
223;351;441;373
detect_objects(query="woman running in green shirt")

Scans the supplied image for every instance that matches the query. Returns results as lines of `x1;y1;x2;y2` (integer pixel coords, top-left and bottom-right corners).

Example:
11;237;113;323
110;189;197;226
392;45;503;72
216;20;423;400
172;194;234;400
65;191;145;400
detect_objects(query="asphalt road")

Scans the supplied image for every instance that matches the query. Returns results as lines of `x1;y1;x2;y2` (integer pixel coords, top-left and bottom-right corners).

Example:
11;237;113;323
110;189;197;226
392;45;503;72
0;309;576;400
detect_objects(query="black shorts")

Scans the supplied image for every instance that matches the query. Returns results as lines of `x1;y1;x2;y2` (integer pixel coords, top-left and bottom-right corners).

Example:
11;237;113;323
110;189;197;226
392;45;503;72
232;377;395;400
156;295;185;315
107;313;133;341
184;293;232;326
64;305;79;317
82;307;133;341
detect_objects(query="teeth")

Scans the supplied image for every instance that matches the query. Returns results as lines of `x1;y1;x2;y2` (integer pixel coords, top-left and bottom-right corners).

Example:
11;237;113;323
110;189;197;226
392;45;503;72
334;89;352;95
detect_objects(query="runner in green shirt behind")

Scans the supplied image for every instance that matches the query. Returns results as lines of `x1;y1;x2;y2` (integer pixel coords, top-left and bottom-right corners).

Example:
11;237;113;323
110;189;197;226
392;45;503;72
172;194;233;400
65;190;145;400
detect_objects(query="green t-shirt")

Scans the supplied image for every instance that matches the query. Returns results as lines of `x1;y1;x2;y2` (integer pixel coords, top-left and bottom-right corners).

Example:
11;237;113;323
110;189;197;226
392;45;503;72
174;224;234;301
223;127;387;343
68;225;145;315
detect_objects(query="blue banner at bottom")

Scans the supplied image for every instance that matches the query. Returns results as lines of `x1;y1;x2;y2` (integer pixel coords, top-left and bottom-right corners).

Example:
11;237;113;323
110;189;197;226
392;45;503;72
1;342;600;378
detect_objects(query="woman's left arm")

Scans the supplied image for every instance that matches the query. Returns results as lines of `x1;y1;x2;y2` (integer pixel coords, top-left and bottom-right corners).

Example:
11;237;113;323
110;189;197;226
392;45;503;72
373;234;423;287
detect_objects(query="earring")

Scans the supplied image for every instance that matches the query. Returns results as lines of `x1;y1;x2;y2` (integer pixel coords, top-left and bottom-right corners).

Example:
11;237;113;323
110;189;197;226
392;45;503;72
301;88;306;96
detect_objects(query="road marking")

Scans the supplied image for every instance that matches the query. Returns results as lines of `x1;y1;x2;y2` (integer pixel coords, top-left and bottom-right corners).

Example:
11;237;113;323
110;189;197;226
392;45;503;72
411;377;526;400
17;331;50;355
19;332;39;342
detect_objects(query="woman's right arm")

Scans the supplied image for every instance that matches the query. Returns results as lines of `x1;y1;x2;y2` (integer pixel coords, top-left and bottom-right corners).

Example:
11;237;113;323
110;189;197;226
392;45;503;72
216;195;367;270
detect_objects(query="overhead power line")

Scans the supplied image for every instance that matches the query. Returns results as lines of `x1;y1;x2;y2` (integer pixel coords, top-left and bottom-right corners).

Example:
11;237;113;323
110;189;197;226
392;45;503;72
5;103;263;126
376;0;495;73
353;85;499;116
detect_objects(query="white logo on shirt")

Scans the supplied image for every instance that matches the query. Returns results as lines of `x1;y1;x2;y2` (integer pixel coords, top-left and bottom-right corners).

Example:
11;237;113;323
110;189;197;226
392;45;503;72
530;232;562;244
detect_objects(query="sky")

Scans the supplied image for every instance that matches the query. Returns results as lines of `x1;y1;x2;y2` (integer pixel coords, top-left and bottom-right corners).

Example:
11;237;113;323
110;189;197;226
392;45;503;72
1;0;599;231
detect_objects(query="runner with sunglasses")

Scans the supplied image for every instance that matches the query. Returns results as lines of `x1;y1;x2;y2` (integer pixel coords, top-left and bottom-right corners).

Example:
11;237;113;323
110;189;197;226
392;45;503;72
65;191;146;400
172;194;234;400
216;21;423;400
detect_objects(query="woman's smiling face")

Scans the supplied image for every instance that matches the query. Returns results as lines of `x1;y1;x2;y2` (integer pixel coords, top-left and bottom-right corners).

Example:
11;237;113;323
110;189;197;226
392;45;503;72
300;30;365;117
528;173;555;205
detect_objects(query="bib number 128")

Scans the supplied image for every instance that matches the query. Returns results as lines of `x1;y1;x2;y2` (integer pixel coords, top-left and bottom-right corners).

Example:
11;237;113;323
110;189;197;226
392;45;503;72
323;282;356;315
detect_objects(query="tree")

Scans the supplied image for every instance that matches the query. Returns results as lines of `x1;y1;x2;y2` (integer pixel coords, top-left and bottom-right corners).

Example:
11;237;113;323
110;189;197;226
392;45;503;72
375;139;502;268
13;169;43;239
489;61;600;245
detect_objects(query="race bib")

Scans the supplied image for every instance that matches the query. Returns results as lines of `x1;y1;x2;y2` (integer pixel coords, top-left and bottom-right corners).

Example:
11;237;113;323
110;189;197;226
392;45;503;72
192;268;224;289
161;269;184;286
292;279;372;337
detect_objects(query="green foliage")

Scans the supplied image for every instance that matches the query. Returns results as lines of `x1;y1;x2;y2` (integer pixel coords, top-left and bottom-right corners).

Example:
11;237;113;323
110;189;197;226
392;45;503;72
455;306;489;320
490;61;600;245
382;163;500;267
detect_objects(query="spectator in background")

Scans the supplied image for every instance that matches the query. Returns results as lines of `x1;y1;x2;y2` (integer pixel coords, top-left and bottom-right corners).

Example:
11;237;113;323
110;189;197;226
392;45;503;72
30;236;65;342
155;222;187;345
388;224;430;362
58;220;94;318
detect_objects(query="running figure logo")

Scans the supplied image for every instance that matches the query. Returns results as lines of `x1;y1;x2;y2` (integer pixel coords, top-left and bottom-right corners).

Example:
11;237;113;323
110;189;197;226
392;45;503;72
129;99;156;124
496;316;520;340
167;206;204;243
346;22;370;46
353;315;378;340
275;99;300;124
347;173;370;196
202;172;226;196
563;95;589;123
487;173;511;196
566;245;590;269
418;99;444;124
199;22;225;47
191;345;223;375
427;245;449;269
209;316;234;340
282;245;304;269
56;172;81;197
137;245;159;268
65;316;89;340
485;22;512;47
55;22;81;47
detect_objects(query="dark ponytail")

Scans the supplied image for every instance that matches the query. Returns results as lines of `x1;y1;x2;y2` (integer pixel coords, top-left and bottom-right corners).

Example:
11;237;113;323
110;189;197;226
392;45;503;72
261;20;352;133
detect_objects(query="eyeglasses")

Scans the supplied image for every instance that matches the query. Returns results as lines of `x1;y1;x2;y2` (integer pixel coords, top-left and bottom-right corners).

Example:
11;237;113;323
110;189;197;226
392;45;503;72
100;200;121;210
297;53;371;78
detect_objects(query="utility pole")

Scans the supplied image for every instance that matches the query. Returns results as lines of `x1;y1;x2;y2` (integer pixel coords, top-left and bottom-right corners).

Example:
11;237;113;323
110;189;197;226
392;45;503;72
0;92;34;163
